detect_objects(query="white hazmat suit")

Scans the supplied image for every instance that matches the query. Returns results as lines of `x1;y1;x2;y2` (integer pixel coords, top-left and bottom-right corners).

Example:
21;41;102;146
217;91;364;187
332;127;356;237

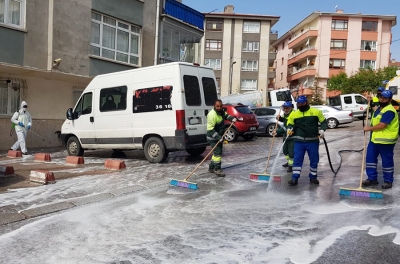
10;101;32;154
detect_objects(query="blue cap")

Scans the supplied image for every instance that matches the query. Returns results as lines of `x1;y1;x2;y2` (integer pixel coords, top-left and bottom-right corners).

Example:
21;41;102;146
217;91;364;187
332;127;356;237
380;90;393;98
377;87;385;92
282;101;293;108
296;95;308;103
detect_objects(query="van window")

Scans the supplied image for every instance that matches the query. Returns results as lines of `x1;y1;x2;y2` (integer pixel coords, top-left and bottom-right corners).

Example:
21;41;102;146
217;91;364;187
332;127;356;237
328;96;341;106
100;86;127;112
343;96;352;104
133;86;173;113
74;92;93;118
355;95;367;104
202;77;218;106
183;75;201;106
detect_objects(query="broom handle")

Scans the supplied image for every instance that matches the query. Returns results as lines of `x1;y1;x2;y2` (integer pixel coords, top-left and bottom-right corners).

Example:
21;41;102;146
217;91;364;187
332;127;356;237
265;106;283;173
185;122;235;181
359;100;371;188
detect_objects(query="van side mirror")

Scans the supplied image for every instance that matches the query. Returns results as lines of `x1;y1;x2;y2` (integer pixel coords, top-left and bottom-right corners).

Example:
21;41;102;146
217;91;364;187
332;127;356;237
66;108;74;120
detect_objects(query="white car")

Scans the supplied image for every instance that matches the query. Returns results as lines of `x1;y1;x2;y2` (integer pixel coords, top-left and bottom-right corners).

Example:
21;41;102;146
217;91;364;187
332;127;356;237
312;105;353;129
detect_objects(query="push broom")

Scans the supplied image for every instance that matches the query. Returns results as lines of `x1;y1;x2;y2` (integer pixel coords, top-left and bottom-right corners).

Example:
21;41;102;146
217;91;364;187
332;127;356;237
170;122;235;190
249;106;283;182
339;102;383;199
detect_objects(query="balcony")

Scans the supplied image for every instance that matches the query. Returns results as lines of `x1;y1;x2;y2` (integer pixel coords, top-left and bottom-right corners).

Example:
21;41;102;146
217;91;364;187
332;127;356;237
269;51;276;61
268;67;276;78
164;0;205;30
288;27;318;49
288;46;317;65
287;66;316;82
270;30;278;43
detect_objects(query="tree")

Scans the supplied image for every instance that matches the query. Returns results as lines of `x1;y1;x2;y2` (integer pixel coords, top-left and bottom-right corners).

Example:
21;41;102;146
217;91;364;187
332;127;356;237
309;75;324;105
326;66;398;95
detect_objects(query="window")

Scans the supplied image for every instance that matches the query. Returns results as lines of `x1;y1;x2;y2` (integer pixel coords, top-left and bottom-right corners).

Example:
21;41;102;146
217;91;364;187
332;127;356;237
183;75;201;106
343;96;352;104
206;20;223;31
241;79;257;91
0;79;21;115
360;60;376;70
74;92;93;118
280;72;283;81
99;86;127;112
362;21;378;32
241;60;258;71
133;86;173;113
331;20;348;30
205;39;222;51
330;39;347;50
242;41;259;52
329;59;345;69
355;95;367;104
281;57;284;65
202;77;218;106
243;22;260;33
216;77;221;93
205;59;221;70
361;40;377;51
90;12;140;65
0;0;24;28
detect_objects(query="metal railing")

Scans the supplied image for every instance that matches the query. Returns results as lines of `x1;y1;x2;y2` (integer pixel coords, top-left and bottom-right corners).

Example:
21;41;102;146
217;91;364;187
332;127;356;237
289;46;316;59
288;27;317;44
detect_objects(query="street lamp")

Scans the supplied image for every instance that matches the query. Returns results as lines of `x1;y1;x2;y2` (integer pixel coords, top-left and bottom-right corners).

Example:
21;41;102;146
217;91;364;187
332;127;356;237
229;61;236;95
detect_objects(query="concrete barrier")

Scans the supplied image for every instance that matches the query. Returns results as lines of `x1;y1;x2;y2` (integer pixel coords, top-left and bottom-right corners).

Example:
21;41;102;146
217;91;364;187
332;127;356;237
0;166;14;176
7;150;22;158
66;156;84;165
105;159;126;170
34;153;52;162
29;170;56;184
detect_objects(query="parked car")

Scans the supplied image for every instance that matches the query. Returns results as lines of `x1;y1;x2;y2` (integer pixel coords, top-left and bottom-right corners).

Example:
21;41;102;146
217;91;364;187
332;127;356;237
312;105;353;128
222;103;259;142
251;106;283;136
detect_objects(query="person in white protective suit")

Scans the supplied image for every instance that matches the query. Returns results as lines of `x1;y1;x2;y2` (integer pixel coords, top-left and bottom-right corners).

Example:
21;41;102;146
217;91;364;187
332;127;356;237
10;101;32;155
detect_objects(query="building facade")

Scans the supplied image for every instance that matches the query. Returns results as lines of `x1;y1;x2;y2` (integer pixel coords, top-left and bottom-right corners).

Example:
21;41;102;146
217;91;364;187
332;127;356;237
202;5;279;100
0;0;204;150
273;10;396;100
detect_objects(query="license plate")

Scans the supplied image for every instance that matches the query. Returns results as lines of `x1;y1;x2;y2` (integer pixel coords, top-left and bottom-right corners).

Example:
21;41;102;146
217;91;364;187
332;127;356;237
250;127;256;131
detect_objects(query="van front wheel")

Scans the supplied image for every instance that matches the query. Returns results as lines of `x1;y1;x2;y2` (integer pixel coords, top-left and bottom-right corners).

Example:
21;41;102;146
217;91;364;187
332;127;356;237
144;137;169;163
67;136;84;156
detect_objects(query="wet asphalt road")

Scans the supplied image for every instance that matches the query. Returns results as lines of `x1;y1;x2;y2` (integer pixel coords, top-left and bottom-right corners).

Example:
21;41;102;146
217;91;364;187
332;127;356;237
1;119;400;263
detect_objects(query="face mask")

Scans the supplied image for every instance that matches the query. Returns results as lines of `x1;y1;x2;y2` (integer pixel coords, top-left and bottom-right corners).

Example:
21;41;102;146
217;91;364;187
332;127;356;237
214;107;223;115
379;101;390;108
298;105;310;112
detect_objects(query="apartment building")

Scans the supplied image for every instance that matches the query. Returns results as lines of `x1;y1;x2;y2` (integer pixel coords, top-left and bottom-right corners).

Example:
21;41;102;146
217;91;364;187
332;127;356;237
202;5;279;100
0;0;204;150
273;10;396;100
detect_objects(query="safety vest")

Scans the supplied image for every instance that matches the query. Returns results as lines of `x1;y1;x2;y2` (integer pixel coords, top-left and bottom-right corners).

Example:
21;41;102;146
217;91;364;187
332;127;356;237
371;104;399;144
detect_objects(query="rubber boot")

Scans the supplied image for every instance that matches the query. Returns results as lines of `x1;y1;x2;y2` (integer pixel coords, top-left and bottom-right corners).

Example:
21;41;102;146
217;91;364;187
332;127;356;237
282;162;288;168
208;161;215;173
287;166;293;172
214;169;225;177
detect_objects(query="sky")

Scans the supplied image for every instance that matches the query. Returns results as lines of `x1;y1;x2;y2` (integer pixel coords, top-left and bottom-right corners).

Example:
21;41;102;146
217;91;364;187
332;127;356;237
183;0;400;61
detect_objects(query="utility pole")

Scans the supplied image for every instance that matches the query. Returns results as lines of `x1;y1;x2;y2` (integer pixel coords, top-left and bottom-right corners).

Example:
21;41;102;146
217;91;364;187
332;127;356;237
229;60;236;95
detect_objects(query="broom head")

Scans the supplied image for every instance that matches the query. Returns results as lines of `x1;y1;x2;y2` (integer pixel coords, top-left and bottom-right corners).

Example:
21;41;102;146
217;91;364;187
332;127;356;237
170;179;198;190
339;187;383;199
250;172;270;181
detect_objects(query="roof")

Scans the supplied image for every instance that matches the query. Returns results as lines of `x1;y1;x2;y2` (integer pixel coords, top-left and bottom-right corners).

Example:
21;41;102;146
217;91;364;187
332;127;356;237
204;12;280;27
272;11;397;46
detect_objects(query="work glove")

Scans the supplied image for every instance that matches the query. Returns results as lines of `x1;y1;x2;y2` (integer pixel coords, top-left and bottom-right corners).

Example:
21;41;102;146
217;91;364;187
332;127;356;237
319;130;325;138
287;128;293;137
27;125;31;130
18;122;24;127
232;117;237;122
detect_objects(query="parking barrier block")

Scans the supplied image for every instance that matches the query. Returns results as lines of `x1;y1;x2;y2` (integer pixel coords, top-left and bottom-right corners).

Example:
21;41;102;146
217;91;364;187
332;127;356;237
7;150;22;158
0;166;14;176
105;159;126;170
34;153;51;162
29;170;56;184
66;156;84;165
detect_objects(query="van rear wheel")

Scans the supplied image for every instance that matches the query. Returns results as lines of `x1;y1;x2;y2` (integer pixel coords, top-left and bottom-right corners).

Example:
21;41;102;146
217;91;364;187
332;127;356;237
144;137;169;163
186;147;206;156
67;136;84;156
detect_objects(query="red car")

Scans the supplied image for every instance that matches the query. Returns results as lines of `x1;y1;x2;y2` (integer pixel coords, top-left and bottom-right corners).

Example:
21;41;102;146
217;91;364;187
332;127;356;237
222;103;259;142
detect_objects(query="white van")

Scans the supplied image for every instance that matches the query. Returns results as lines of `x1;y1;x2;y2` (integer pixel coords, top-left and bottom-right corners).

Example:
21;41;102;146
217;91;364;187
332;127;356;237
61;62;218;163
327;93;368;118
